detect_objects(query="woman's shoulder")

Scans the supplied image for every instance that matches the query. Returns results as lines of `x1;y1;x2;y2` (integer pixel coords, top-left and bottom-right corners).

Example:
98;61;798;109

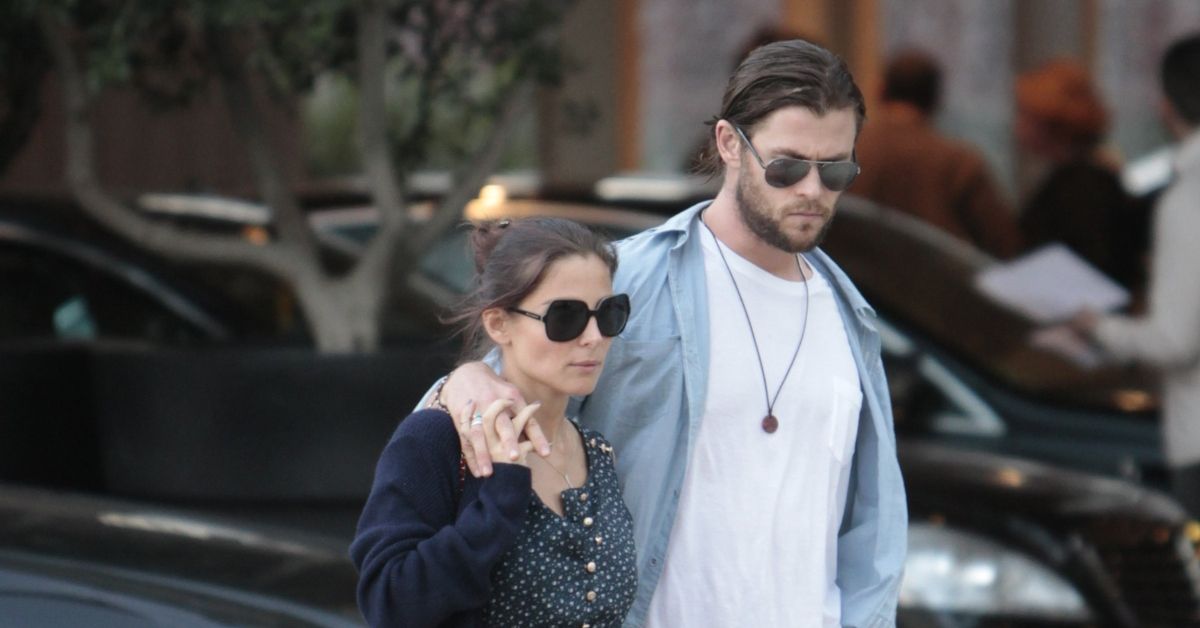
575;423;618;461
391;408;461;455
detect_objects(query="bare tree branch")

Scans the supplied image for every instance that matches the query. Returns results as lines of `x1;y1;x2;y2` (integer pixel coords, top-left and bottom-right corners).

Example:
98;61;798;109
205;23;320;264
404;79;533;259
36;6;295;279
352;0;411;286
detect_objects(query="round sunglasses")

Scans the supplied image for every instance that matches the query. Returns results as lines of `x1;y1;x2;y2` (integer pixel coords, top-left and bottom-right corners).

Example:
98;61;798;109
508;294;631;342
733;124;860;191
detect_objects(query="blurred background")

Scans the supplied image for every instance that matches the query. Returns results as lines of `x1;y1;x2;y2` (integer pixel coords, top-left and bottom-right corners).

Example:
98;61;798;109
3;1;1200;626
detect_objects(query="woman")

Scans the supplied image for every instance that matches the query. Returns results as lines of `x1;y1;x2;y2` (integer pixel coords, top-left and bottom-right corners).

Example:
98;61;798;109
351;217;638;627
1015;59;1147;292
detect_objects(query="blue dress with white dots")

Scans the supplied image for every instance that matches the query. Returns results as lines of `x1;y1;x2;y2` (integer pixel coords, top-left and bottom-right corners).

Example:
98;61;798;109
481;423;638;627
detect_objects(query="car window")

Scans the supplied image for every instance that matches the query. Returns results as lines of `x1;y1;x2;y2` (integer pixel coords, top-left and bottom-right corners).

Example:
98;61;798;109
877;315;1006;439
419;229;475;294
0;242;209;344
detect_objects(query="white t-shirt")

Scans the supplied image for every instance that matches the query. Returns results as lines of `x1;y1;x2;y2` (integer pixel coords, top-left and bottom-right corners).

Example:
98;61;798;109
645;227;862;628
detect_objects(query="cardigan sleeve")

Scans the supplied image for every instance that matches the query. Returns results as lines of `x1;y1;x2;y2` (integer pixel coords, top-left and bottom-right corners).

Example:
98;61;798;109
350;409;532;627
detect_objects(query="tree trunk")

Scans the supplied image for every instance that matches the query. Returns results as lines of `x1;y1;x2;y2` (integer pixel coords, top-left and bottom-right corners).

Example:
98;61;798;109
291;272;384;353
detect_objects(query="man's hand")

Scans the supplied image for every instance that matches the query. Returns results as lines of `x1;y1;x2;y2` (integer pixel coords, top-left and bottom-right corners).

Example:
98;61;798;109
442;362;550;477
457;399;541;467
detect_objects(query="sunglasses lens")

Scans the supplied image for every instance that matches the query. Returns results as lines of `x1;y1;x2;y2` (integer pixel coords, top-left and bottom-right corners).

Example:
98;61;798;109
543;300;590;342
818;162;859;191
596;294;630;337
764;159;812;188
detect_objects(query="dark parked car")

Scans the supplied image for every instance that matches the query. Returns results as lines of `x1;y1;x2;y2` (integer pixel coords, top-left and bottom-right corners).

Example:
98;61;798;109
304;193;1200;624
0;195;296;345
0;197;307;493
6;188;1196;625
0;483;361;626
823;195;1165;487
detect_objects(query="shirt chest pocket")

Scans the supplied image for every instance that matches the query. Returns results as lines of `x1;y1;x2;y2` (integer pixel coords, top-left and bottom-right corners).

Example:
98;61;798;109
588;336;683;428
827;378;863;464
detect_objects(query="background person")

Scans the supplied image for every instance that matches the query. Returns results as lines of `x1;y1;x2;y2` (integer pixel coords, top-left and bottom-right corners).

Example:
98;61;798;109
1071;33;1200;516
1016;59;1147;291
855;49;1022;258
434;39;905;627
352;218;638;627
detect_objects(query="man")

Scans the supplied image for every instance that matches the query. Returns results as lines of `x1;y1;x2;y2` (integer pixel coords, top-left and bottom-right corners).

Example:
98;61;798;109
434;39;906;627
1072;32;1200;516
854;49;1021;259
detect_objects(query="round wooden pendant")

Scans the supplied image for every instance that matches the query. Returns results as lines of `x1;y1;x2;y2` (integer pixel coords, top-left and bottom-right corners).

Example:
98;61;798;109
762;414;779;434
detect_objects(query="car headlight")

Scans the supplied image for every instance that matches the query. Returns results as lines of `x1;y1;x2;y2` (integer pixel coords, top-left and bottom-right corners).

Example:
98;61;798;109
901;522;1092;621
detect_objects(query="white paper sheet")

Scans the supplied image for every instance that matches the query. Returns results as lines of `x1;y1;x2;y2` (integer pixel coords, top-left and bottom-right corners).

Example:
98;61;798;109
974;243;1130;324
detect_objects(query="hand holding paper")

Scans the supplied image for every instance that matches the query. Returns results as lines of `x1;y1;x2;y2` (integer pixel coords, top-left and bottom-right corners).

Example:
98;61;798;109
976;244;1127;369
974;243;1130;324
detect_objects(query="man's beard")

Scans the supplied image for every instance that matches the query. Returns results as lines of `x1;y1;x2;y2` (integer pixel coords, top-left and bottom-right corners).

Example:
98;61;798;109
735;168;834;253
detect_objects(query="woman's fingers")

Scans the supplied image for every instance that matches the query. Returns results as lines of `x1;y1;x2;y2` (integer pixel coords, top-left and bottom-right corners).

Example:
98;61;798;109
523;415;551;457
481;399;515;464
509;402;542;439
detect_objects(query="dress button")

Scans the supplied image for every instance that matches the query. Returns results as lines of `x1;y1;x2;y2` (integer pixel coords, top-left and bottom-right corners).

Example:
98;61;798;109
586;590;597;602
580;492;589;502
594;535;603;545
586;561;597;573
583;516;594;527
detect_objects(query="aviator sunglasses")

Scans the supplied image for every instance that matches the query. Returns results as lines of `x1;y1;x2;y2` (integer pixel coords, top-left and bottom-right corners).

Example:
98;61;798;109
508;293;631;342
733;124;860;191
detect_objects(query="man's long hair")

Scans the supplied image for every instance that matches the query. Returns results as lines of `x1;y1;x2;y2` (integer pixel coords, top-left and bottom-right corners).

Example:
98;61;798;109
694;39;865;178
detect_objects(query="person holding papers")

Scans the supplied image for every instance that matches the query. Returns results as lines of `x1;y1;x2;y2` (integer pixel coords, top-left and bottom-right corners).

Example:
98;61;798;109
1072;33;1200;515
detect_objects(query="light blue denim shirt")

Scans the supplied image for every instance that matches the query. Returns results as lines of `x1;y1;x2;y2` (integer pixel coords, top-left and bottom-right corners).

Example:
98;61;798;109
577;201;907;628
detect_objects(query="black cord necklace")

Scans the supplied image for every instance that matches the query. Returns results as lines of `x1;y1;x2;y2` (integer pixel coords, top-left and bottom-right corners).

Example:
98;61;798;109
701;214;809;434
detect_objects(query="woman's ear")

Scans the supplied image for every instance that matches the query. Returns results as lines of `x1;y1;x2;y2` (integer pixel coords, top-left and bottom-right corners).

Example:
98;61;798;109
482;308;511;346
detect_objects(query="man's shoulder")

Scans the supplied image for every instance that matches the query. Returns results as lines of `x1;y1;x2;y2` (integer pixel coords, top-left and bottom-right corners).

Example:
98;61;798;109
807;248;874;316
614;203;705;270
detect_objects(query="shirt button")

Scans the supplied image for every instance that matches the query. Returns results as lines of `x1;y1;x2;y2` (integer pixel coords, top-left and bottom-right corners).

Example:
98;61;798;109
583;516;594;527
580;492;589;502
586;590;597;602
586;561;597;573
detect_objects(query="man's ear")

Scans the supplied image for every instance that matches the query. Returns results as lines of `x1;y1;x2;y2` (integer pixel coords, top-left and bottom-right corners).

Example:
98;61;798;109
482;308;511;346
714;120;744;168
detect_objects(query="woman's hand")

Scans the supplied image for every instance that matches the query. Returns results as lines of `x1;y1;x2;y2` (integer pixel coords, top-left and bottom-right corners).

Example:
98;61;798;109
444;362;550;477
459;399;540;467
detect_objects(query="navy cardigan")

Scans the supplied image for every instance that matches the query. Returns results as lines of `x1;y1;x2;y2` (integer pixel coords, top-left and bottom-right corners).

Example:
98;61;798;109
350;409;532;627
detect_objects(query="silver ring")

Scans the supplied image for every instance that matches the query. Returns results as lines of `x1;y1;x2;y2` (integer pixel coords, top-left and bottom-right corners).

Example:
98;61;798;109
470;412;484;427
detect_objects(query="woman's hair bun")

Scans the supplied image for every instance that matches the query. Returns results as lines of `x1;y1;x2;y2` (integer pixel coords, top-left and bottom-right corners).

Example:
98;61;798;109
469;218;512;274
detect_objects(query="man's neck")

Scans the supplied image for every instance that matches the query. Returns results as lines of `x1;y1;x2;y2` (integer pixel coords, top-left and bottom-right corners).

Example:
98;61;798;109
702;194;810;281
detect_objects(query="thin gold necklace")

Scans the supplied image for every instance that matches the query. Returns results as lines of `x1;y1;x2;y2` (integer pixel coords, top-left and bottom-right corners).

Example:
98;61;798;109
535;420;575;489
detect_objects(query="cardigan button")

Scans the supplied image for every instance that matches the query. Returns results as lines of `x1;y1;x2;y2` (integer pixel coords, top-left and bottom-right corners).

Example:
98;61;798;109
583;516;594;527
586;590;597;602
586;561;597;573
579;492;589;502
594;535;603;545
